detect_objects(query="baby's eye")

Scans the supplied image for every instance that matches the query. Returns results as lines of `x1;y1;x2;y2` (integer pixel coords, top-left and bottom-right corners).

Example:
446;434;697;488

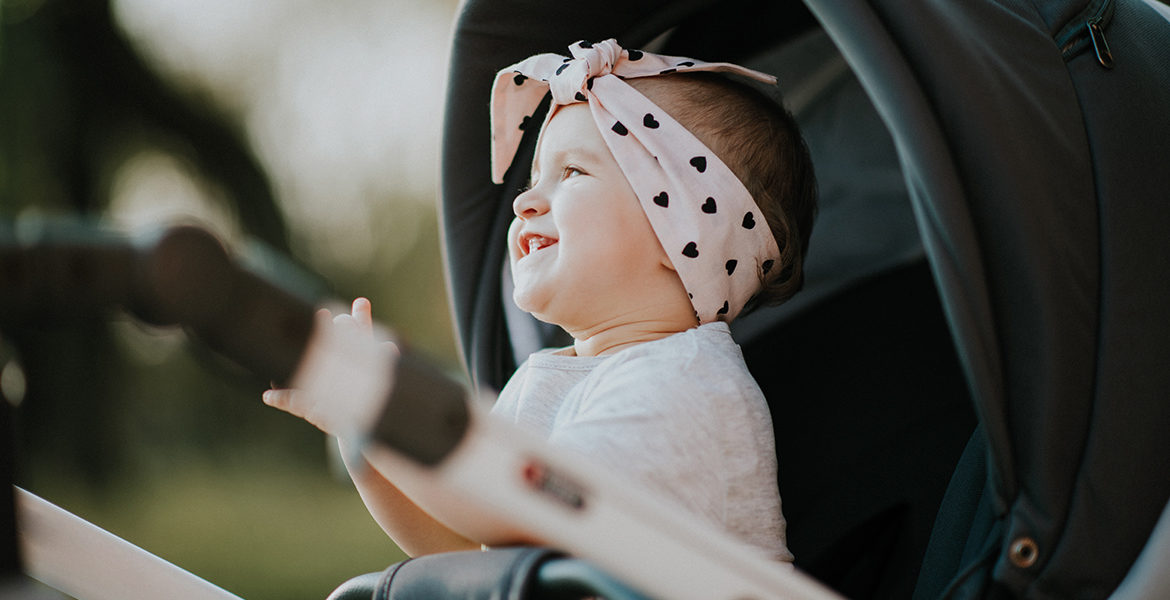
562;165;586;179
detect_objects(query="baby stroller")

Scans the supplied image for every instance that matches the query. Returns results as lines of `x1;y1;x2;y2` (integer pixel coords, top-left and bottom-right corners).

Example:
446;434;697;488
331;0;1170;598
4;0;1169;598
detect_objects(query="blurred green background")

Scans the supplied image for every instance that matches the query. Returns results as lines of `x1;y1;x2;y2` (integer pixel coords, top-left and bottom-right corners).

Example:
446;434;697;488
1;0;464;598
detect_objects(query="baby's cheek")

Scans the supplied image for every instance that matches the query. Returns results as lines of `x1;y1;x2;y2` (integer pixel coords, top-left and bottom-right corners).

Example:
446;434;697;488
506;218;523;262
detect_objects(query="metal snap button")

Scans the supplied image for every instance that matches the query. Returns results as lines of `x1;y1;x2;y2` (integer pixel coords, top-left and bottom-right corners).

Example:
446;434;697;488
1009;536;1039;568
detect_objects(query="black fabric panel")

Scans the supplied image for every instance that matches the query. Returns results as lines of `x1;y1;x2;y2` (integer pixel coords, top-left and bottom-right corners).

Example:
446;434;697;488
810;0;1092;594
744;261;975;600
811;0;1170;597
868;1;1170;597
805;0;1016;509
1035;0;1170;596
914;427;999;600
871;2;1105;546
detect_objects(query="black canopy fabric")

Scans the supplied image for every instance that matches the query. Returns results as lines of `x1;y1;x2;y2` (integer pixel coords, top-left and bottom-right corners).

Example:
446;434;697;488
440;0;1170;598
799;0;1170;597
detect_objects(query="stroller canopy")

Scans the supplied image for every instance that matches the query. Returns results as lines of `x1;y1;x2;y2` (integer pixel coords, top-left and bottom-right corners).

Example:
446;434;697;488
439;0;1170;597
807;0;1170;597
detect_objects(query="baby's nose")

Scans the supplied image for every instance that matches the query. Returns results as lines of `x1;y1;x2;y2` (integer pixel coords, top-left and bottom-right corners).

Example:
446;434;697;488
512;188;549;219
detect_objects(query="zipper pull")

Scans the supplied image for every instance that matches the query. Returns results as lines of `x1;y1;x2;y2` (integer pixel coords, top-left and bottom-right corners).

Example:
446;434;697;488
1088;18;1114;69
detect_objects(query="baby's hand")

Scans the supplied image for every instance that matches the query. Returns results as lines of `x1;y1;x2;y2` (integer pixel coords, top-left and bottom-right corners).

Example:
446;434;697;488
263;298;398;438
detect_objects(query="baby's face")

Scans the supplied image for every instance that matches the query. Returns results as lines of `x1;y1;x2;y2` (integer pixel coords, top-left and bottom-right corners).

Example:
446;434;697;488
507;104;674;328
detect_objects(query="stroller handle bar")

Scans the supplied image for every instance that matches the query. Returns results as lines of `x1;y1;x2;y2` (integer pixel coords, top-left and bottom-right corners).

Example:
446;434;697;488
1;223;841;600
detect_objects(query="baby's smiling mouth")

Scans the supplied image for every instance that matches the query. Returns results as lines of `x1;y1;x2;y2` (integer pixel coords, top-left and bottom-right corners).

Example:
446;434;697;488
519;233;558;258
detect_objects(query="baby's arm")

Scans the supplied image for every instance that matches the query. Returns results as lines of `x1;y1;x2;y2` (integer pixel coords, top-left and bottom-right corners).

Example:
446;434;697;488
262;298;481;555
338;439;480;556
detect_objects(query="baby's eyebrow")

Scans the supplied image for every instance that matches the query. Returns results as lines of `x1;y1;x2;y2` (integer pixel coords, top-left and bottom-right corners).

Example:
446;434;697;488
549;146;604;171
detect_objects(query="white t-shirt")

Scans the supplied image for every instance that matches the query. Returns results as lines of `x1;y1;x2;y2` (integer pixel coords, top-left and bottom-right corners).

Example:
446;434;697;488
490;321;792;561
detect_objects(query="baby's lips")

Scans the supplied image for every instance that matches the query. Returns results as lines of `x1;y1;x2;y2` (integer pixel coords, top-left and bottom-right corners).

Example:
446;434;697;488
517;231;558;257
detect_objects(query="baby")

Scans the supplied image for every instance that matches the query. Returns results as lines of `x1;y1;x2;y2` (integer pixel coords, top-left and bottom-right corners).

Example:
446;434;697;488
266;39;816;562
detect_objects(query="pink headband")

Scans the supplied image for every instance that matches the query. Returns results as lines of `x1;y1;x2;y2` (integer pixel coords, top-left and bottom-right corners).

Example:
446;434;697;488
490;39;781;323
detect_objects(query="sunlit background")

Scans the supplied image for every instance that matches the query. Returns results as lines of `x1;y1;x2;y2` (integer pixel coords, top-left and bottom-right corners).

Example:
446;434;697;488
1;0;463;598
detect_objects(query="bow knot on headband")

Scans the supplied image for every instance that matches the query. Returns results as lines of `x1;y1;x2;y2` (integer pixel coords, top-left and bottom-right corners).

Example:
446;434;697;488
546;39;622;104
490;39;782;324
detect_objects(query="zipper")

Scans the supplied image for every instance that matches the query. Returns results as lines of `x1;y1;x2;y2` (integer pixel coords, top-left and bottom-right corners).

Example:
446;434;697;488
1055;0;1116;69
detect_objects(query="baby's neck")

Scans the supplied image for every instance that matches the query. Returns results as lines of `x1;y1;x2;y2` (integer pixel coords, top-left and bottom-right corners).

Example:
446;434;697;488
568;314;699;357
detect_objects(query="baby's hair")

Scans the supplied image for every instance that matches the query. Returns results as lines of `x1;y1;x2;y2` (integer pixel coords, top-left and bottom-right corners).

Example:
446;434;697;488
628;73;817;310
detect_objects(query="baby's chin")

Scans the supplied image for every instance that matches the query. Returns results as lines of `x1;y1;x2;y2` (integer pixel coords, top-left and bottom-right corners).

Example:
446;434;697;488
511;285;548;321
512;286;582;330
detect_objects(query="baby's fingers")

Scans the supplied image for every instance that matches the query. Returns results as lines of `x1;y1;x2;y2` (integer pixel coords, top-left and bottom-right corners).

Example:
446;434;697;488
263;387;336;432
351;297;373;329
262;388;301;415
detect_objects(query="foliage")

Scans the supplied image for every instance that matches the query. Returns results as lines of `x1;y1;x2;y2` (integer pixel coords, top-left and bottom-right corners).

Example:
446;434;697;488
1;0;460;597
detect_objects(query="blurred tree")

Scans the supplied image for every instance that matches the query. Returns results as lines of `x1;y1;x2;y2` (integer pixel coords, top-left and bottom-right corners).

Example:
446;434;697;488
0;0;293;486
1;2;452;596
1;0;286;240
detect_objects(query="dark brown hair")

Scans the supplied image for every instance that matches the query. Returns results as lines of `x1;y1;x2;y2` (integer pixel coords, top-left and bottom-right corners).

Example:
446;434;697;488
629;72;818;310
